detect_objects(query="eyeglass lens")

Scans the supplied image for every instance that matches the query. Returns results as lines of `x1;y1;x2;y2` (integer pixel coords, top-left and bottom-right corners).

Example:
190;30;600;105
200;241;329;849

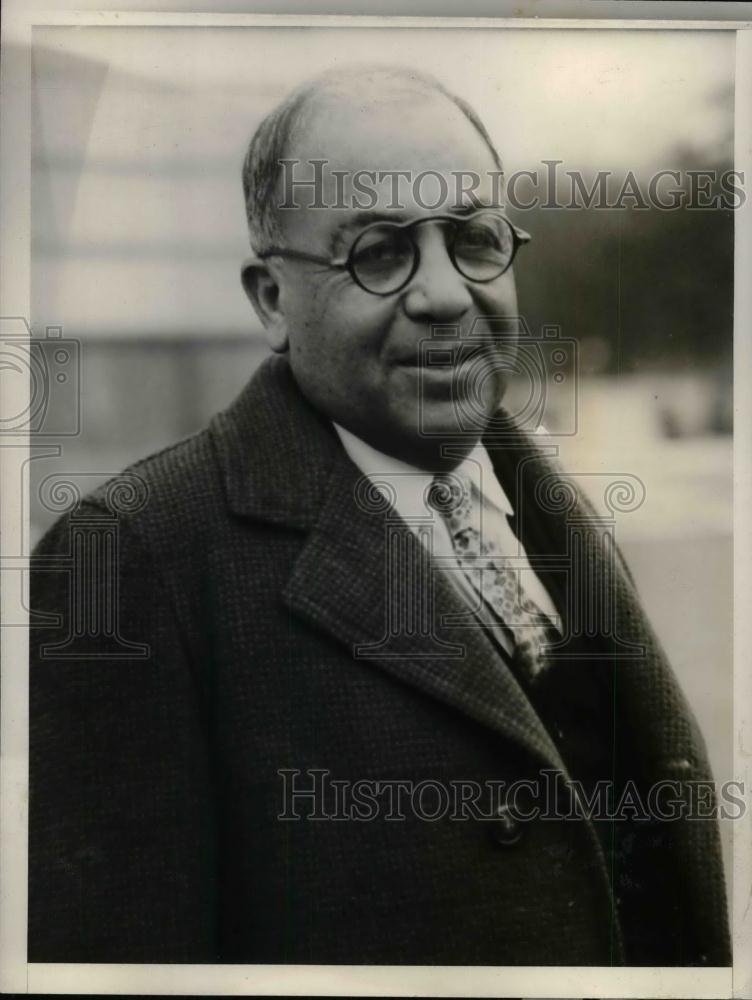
349;214;516;294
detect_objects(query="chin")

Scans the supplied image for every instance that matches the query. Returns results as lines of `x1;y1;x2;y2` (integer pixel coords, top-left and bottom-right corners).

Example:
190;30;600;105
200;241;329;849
384;403;489;470
455;365;509;415
408;436;482;472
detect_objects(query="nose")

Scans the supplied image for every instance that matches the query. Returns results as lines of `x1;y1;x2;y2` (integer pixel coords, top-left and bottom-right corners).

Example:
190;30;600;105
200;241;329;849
402;226;473;323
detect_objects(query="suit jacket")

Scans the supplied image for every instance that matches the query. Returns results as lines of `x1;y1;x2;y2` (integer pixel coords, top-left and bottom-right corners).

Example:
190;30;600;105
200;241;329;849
29;354;730;966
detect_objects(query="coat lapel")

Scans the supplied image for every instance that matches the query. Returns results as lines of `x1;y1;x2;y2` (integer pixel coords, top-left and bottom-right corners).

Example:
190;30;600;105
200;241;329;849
485;416;716;781
210;355;566;773
282;452;568;774
210;355;714;782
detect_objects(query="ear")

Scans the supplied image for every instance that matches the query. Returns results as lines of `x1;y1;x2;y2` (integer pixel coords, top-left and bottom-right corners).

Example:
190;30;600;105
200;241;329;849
240;256;289;353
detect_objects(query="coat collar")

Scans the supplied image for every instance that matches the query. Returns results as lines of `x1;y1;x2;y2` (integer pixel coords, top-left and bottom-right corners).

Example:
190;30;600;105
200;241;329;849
209;354;342;530
208;355;568;772
209;353;563;535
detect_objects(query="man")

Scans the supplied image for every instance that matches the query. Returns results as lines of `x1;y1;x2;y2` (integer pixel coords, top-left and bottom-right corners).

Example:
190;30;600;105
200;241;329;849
29;66;730;966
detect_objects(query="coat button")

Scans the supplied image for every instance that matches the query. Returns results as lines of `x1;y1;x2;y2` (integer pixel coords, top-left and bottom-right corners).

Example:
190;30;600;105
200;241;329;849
490;804;523;847
667;757;693;773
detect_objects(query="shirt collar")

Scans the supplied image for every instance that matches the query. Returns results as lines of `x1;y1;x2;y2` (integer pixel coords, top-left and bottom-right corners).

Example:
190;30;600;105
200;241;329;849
332;423;514;518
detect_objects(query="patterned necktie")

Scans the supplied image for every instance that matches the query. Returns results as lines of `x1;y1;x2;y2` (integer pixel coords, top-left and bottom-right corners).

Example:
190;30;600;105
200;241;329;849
427;470;556;684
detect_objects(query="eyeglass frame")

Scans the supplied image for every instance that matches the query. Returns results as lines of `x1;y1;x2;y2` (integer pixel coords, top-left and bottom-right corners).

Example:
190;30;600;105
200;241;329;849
251;210;532;297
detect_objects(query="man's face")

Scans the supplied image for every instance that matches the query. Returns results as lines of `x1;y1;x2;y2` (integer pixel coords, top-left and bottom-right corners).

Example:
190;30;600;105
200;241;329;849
268;93;522;469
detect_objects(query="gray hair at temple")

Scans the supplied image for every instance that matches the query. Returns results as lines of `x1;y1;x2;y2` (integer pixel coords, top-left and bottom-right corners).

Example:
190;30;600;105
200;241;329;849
241;65;504;253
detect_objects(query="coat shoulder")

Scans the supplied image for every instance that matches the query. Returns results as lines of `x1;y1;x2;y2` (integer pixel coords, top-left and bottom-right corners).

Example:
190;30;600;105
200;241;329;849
85;424;224;535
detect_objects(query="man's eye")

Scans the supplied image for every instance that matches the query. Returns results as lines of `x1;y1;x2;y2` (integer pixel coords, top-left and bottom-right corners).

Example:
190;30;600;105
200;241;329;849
456;224;502;251
352;236;407;268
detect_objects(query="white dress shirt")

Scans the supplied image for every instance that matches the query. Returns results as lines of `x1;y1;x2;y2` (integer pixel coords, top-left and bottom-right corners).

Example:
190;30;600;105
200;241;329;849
333;424;561;657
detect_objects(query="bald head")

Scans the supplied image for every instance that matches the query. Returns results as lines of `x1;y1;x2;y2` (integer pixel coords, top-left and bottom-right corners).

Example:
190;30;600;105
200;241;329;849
241;65;503;251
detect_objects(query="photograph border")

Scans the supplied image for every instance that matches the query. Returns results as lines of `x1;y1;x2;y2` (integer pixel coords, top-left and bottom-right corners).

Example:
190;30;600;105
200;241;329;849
1;3;750;996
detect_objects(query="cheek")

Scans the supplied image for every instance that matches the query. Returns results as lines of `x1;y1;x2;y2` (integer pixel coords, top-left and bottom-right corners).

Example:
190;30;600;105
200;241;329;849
302;272;381;330
282;277;343;360
287;294;395;398
308;289;397;362
282;270;402;396
477;274;519;320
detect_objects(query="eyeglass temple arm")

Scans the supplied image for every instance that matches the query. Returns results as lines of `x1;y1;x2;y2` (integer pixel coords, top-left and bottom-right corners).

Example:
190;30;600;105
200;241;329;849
255;248;347;267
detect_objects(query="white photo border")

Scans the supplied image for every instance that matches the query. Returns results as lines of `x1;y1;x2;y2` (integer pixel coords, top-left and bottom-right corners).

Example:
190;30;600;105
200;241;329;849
1;3;750;997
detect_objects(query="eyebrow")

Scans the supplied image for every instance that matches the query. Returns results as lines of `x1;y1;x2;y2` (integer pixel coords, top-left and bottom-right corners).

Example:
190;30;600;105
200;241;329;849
329;212;403;255
450;200;505;216
329;201;506;253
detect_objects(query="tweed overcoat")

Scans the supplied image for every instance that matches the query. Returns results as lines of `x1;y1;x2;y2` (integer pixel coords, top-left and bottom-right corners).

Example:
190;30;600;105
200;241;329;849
29;354;730;966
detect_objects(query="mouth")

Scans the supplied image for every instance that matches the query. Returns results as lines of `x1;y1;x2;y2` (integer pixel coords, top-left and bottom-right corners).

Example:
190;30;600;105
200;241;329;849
391;343;513;413
394;343;491;369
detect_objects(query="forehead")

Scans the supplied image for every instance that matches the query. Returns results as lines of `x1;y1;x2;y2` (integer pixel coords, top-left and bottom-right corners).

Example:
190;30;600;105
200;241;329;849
303;89;496;168
279;90;502;241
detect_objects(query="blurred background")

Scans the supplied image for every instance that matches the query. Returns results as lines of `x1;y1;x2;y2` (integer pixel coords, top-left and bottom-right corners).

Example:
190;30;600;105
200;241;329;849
29;26;734;879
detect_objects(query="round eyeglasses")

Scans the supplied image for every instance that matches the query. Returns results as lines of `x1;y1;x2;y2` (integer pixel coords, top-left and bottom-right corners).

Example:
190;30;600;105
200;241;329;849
255;210;531;296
